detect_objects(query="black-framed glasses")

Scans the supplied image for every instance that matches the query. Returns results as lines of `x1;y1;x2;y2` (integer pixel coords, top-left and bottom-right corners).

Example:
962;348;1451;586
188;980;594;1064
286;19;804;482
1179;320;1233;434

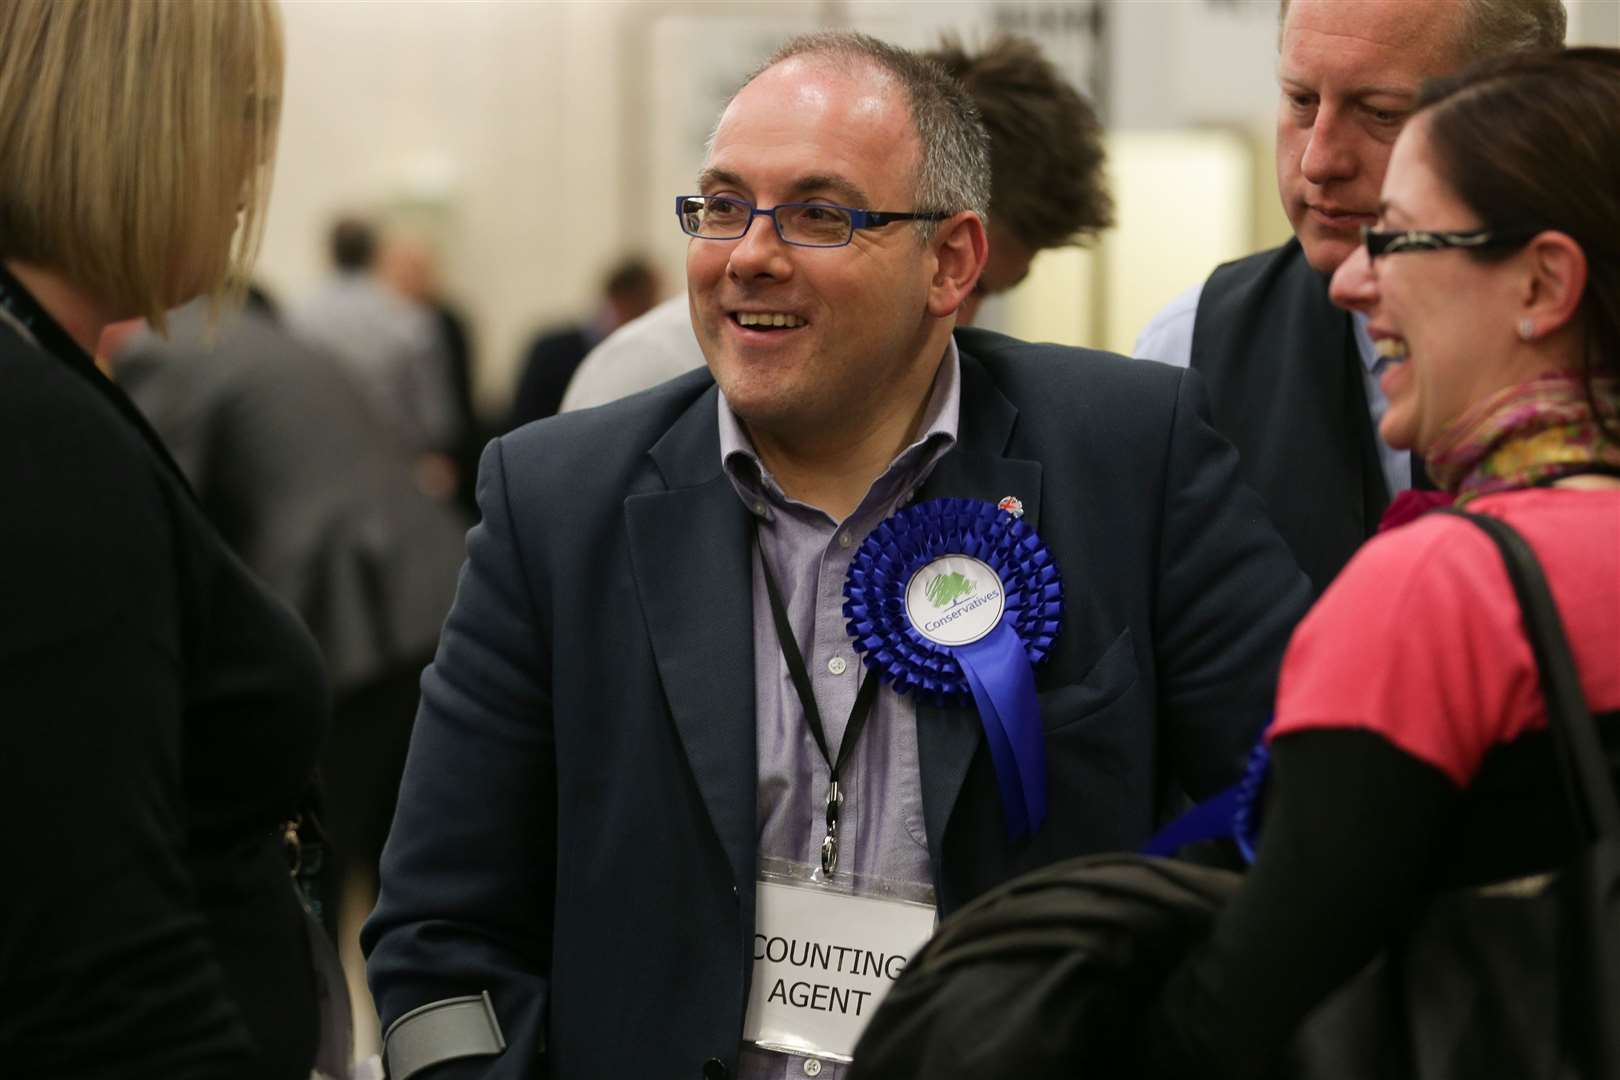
676;195;949;248
1361;224;1539;259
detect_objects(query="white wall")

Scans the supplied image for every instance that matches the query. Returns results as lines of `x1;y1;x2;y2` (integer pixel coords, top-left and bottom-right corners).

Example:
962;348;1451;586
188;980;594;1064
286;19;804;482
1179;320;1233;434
262;0;632;414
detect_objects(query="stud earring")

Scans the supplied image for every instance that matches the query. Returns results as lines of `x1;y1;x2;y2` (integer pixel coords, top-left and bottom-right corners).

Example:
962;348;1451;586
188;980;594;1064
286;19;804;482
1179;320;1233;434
1518;317;1535;342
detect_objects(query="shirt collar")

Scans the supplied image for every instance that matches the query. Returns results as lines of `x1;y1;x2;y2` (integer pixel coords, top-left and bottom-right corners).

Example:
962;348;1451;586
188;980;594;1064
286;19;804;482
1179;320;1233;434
718;336;962;520
1352;310;1381;375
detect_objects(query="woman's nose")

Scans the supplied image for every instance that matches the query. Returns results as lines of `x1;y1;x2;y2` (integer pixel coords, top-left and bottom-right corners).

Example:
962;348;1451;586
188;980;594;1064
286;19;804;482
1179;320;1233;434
1329;243;1378;314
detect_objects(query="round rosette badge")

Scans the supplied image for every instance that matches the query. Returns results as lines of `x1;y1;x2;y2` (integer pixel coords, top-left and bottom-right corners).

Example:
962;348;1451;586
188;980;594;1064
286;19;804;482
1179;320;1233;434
842;497;1062;839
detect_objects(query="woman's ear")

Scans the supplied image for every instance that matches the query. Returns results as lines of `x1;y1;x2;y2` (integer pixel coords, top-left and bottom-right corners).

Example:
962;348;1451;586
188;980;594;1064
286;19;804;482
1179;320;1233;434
927;211;989;319
1520;229;1588;338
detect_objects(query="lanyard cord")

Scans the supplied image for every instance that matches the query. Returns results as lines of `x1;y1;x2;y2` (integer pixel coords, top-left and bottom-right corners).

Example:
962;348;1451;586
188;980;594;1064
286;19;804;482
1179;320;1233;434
754;521;880;875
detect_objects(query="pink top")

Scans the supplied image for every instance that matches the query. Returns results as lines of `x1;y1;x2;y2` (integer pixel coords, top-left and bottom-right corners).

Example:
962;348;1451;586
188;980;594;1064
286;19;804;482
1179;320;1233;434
1270;488;1620;787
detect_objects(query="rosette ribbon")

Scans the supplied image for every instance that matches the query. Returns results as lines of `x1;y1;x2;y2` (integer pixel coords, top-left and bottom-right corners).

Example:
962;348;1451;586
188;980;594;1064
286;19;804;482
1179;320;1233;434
842;498;1063;841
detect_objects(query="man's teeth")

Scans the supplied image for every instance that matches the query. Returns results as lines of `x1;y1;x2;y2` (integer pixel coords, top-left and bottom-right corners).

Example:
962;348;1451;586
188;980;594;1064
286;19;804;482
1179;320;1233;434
1374;338;1409;361
736;312;806;328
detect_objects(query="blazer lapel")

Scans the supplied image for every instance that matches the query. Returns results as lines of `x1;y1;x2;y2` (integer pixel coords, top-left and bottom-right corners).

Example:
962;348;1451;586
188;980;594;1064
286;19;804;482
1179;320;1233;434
914;348;1043;860
625;387;757;895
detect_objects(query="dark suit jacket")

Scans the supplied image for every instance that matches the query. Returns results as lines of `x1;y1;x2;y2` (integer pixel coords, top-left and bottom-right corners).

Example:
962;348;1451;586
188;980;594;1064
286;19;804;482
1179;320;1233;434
364;327;1311;1078
1190;239;1390;594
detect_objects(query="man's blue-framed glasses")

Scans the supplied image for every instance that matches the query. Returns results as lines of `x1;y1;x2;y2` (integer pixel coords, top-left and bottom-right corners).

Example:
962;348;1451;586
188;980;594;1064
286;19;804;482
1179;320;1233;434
676;195;948;248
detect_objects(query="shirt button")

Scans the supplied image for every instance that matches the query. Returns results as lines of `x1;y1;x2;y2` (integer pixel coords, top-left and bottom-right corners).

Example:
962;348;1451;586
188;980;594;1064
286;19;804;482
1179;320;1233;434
827;656;847;676
802;1059;823;1077
838;531;852;548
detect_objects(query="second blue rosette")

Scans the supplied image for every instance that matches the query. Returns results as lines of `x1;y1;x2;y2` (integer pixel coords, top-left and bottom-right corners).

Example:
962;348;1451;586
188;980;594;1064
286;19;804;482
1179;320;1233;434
842;497;1063;840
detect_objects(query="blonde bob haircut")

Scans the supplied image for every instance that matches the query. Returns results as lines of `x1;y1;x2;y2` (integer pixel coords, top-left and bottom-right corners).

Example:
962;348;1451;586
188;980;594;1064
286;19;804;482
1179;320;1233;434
0;0;283;329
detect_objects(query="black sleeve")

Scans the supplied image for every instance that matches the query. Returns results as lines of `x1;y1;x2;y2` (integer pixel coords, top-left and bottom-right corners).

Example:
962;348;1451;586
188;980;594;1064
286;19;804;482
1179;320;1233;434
1153;366;1313;799
1141;728;1463;1078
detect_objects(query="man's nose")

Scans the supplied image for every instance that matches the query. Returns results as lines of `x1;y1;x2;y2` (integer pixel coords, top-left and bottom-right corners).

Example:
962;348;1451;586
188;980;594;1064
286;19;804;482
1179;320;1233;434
1328;243;1378;313
1299;106;1357;185
726;212;792;281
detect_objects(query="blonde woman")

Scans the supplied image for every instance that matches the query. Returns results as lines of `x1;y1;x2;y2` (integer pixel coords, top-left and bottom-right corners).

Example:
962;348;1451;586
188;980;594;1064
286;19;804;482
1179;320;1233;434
0;4;332;1078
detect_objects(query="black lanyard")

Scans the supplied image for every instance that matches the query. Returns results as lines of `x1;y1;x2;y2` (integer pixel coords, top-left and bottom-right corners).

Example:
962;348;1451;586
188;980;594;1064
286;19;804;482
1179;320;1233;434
755;523;880;877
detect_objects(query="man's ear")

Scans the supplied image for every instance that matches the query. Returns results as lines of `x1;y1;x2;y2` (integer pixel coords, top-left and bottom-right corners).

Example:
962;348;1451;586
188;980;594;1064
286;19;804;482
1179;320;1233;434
926;211;989;319
1520;229;1588;339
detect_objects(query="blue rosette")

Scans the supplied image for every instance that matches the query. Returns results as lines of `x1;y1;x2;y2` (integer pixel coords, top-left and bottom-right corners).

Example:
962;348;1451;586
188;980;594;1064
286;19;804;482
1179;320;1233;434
842;497;1063;840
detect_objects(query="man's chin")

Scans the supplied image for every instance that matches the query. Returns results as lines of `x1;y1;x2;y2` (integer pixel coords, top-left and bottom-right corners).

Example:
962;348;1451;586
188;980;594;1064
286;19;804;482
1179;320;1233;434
1289;212;1367;276
1296;219;1361;276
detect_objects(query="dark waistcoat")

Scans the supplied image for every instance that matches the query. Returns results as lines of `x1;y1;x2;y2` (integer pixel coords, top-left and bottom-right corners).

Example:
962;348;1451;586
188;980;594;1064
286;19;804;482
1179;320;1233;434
1190;238;1388;594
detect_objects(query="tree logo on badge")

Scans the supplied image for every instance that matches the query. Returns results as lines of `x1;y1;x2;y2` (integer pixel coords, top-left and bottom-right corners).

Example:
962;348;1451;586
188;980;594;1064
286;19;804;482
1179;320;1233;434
926;571;976;608
904;556;1005;647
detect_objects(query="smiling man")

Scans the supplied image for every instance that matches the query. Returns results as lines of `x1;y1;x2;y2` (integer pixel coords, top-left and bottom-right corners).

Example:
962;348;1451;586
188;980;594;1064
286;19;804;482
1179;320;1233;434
365;32;1307;1080
557;33;1111;414
1135;0;1564;594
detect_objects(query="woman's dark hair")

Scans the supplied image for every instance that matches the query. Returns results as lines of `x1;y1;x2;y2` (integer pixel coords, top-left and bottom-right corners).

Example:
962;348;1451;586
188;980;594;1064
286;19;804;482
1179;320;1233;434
1417;47;1620;442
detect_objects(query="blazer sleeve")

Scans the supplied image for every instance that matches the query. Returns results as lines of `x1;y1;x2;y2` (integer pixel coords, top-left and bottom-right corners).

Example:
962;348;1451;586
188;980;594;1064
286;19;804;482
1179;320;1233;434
363;437;557;1078
1151;366;1312;798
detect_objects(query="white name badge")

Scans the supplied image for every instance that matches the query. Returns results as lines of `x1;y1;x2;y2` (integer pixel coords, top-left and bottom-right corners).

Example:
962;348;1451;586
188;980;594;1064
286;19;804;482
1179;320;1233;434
743;862;937;1063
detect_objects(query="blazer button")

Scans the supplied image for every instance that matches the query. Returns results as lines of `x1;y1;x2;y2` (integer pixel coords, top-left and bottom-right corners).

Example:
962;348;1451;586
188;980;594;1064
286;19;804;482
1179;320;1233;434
702;1057;730;1080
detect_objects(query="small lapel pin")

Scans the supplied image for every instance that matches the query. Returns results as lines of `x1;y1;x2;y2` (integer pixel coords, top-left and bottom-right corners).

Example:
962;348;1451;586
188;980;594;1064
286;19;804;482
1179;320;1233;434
996;495;1025;519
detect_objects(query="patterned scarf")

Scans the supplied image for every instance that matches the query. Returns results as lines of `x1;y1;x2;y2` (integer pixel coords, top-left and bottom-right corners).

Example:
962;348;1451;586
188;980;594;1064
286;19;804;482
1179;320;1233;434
1424;371;1620;506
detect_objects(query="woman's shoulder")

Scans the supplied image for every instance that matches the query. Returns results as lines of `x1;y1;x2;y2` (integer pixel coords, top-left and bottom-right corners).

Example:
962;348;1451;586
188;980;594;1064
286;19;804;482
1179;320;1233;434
1343;490;1619;607
1275;491;1620;785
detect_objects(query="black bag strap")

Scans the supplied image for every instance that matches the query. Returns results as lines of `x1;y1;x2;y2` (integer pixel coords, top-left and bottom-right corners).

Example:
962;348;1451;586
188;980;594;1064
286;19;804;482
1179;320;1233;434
1439;509;1620;843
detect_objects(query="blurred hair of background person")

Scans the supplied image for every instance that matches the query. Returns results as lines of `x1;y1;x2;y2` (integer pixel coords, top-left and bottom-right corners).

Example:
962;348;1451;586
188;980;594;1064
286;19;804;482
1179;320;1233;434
288;216;464;501
1135;0;1567;596
107;287;467;975
508;254;662;429
0;2;353;1078
376;232;486;520
556;32;1113;414
1142;45;1620;1078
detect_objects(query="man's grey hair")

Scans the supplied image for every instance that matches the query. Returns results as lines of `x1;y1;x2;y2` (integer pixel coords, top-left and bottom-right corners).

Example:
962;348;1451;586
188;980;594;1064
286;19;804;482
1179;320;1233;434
1279;0;1566;60
719;31;992;242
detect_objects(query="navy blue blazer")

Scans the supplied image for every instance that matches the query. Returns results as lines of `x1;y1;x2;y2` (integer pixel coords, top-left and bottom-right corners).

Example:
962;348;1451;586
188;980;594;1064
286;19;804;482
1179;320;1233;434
363;327;1311;1078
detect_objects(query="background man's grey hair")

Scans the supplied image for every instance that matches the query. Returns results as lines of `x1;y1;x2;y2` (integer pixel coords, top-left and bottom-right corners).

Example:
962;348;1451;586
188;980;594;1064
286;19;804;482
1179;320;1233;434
715;30;992;243
1278;0;1566;59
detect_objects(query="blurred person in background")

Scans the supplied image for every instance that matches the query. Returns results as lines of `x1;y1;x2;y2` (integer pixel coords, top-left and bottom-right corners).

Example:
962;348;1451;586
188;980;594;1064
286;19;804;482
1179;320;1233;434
0;2;346;1078
109;286;467;966
290;217;463;500
557;32;1112;413
1135;0;1566;595
1142;46;1620;1076
509;254;662;427
377;232;485;520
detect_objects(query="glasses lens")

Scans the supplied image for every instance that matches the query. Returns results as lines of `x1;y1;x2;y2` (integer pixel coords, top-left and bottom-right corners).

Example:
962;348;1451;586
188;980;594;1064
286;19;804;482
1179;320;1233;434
682;196;750;238
778;204;854;247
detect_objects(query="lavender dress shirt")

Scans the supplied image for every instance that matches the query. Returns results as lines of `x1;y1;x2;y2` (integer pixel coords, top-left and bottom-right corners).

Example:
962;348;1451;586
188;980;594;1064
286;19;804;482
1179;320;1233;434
726;343;961;1080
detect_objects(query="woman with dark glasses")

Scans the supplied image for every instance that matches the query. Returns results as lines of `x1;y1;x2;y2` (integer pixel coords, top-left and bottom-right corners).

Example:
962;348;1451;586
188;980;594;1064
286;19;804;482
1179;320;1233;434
1142;47;1620;1077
